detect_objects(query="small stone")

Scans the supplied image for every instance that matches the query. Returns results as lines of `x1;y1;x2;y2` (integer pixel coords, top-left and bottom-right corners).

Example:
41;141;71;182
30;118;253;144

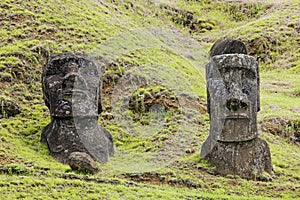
0;98;21;118
102;112;114;120
68;152;99;174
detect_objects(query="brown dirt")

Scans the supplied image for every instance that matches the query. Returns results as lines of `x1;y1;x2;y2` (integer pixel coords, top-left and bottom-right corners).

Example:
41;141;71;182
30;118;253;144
178;94;207;115
101;61;135;113
261;117;288;136
261;117;300;143
118;172;202;189
0;138;22;165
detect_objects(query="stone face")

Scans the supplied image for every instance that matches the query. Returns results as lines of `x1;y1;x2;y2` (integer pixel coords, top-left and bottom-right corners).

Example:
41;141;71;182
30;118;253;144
201;39;272;179
41;53;114;170
206;54;260;142
42;53;102;118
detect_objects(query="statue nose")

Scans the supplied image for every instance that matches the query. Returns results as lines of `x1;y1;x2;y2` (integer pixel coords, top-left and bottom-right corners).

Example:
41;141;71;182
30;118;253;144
226;98;248;111
63;73;86;89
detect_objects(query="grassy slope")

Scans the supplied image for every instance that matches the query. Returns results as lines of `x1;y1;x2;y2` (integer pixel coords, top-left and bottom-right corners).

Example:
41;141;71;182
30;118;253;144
0;0;299;199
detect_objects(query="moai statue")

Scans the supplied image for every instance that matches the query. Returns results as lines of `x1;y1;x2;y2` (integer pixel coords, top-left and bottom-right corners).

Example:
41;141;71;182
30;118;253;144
201;39;272;179
41;53;114;172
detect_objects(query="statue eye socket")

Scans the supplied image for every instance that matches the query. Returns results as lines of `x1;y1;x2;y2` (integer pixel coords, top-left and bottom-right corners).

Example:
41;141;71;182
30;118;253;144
219;68;228;75
81;69;98;76
88;70;98;76
242;69;256;79
45;70;55;76
45;66;64;77
242;81;252;95
242;87;250;95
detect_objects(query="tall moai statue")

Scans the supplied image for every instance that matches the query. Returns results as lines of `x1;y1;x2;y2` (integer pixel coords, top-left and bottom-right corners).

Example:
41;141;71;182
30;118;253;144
201;39;272;179
41;53;114;173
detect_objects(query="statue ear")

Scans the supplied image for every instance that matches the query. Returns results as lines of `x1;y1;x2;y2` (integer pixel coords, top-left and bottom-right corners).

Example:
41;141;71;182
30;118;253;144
98;98;103;114
98;86;103;114
206;63;210;114
207;89;210;114
257;65;260;112
95;61;103;115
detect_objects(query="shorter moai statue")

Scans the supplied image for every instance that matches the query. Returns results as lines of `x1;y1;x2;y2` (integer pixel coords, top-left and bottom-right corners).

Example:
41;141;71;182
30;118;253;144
201;39;272;179
41;53;114;172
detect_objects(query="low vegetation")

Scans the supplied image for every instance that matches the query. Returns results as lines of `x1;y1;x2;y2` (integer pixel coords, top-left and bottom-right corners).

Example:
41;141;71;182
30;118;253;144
0;0;299;199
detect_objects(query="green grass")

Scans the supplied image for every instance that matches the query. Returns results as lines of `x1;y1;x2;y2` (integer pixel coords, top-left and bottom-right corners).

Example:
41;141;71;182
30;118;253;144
0;0;299;199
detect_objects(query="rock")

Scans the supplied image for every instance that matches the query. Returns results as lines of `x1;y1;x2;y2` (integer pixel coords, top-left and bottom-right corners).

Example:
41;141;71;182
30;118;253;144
209;38;247;58
101;112;115;120
68;152;99;174
0;98;21;118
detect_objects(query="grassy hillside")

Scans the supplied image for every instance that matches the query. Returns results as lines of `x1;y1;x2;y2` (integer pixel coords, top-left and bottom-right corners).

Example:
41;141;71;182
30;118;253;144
0;0;299;199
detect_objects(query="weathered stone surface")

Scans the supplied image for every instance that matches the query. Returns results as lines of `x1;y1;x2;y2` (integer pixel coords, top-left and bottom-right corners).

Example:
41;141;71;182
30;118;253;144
42;53;103;117
203;138;272;179
41;53;114;169
68;152;99;174
209;38;247;58
206;54;260;142
201;39;272;179
41;118;114;164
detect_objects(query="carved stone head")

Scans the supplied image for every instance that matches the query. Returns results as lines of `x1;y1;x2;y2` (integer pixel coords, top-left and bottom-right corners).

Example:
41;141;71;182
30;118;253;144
41;53;114;166
206;54;260;142
42;53;102;118
201;39;272;179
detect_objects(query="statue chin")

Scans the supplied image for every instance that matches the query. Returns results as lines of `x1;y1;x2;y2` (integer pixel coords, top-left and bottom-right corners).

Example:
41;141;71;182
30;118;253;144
218;118;256;142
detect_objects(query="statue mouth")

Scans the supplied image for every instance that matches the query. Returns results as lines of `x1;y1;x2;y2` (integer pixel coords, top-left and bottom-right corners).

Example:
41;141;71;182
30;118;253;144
219;112;249;120
223;106;250;119
224;114;249;119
